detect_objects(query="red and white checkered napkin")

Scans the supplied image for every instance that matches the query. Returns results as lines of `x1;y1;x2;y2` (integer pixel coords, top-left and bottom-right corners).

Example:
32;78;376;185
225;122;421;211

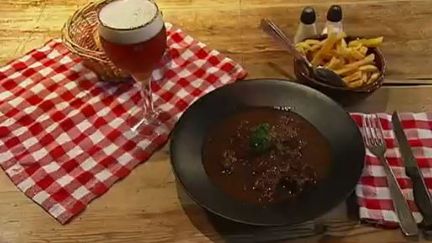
351;113;432;227
0;23;246;224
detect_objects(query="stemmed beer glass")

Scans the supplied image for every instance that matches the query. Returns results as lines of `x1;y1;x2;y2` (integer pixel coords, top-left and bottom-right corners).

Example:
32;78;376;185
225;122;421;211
98;0;167;134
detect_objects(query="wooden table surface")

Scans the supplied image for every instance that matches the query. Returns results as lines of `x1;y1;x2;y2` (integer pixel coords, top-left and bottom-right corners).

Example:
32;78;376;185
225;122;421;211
1;0;432;242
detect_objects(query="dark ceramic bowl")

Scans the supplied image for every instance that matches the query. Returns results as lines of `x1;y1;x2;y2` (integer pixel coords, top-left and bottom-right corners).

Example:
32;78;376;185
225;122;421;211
170;79;365;226
293;36;386;103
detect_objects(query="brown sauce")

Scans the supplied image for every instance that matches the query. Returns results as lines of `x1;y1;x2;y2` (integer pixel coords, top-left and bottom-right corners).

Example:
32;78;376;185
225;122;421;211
202;108;331;204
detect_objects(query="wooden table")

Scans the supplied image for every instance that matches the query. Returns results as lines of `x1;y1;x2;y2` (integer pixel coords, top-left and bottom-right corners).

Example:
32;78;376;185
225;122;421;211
1;0;431;242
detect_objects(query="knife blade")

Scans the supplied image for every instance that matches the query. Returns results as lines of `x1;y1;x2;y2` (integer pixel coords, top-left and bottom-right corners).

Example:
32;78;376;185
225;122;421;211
392;111;432;229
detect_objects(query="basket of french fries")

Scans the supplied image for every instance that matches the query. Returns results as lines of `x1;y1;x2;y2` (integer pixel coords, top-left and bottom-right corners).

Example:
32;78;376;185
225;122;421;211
294;31;385;94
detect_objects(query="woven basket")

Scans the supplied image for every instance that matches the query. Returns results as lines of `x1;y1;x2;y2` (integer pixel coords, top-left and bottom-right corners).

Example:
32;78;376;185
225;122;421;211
61;0;130;82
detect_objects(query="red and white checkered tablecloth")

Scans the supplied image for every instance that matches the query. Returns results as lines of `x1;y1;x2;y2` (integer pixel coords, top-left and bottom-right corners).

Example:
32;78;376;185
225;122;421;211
352;113;432;227
0;23;247;224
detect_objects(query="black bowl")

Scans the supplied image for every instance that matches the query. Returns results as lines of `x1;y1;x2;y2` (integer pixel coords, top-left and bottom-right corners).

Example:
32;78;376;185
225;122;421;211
294;36;386;105
170;79;365;226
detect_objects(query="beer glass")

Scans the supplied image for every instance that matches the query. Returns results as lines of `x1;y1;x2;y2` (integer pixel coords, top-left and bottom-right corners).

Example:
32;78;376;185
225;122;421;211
98;0;167;133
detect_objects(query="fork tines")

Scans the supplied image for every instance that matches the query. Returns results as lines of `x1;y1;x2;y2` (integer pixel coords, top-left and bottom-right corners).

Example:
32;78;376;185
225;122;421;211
362;114;385;148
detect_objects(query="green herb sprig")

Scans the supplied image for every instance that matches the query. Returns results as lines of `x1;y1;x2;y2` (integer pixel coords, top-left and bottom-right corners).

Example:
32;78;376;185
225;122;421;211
249;123;272;154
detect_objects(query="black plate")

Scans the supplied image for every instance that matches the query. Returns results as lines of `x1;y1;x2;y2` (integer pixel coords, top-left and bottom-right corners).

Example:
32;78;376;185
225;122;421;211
170;79;364;226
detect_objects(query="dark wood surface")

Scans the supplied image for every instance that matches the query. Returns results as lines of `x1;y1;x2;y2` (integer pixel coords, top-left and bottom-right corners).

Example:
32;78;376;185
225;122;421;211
1;0;431;242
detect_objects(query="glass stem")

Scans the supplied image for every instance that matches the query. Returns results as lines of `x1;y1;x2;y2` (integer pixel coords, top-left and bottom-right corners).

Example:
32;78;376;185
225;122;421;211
131;76;159;132
145;78;155;114
139;82;149;113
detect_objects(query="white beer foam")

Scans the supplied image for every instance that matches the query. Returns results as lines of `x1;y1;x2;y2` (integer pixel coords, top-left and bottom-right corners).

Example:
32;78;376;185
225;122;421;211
98;0;164;44
99;0;156;29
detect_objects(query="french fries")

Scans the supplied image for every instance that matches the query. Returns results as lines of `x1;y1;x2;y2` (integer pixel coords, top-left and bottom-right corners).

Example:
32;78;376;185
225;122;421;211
295;32;383;89
311;31;346;66
334;54;375;75
348;37;383;48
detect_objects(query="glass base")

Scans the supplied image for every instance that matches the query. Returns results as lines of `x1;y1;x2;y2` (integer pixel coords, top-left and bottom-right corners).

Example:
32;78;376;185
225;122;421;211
131;109;162;136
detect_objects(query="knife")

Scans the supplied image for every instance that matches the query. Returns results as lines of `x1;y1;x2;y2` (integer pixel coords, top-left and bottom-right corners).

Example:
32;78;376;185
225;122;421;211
392;111;432;231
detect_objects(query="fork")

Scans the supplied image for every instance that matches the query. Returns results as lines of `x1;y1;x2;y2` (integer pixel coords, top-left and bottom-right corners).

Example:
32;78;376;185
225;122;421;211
362;114;419;237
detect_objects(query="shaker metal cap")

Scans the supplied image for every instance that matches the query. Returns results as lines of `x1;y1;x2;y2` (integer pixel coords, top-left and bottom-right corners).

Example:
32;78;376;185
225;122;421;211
327;5;343;22
300;7;316;25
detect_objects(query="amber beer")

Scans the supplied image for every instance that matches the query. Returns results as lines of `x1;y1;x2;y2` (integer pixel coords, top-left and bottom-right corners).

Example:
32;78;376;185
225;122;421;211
98;0;167;81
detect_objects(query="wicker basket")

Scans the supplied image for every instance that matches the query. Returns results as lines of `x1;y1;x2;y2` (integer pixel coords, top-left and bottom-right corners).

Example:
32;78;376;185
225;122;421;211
61;0;130;82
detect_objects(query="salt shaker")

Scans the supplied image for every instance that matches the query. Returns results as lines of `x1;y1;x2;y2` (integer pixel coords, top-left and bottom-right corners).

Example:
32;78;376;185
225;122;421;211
322;5;343;34
294;7;318;43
